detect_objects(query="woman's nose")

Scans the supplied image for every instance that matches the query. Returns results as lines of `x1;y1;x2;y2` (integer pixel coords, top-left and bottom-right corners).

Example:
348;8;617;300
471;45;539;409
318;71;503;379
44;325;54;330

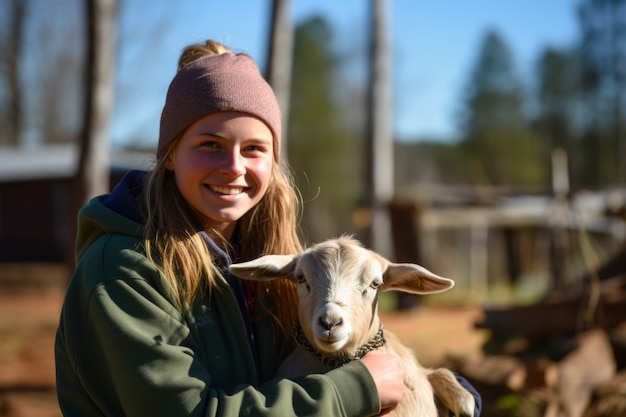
219;149;245;176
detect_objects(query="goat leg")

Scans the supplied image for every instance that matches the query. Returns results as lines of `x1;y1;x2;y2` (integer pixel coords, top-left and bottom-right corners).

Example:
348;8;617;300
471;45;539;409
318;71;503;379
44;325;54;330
426;368;475;417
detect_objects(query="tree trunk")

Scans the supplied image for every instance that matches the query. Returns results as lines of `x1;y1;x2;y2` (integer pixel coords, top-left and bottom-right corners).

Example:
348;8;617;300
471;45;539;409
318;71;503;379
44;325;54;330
76;0;116;203
265;0;294;161
5;0;26;146
365;0;394;258
66;0;116;274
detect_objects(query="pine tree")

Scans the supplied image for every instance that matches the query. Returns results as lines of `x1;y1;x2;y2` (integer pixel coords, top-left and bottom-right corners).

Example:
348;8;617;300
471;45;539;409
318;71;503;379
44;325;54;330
458;29;546;186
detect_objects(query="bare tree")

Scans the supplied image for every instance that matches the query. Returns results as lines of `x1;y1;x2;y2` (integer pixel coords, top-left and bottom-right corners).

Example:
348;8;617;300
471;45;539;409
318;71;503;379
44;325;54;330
37;6;84;145
365;0;394;257
265;0;294;161
1;0;26;146
0;0;84;147
76;0;117;205
66;0;116;273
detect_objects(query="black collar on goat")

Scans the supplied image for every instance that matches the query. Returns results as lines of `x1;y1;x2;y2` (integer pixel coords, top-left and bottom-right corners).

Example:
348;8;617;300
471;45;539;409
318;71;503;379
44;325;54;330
293;322;386;368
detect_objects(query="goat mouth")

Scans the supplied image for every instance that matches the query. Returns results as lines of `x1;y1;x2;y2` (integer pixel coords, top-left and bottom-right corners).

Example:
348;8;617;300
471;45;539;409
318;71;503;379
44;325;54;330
313;334;349;352
294;323;386;368
315;340;346;353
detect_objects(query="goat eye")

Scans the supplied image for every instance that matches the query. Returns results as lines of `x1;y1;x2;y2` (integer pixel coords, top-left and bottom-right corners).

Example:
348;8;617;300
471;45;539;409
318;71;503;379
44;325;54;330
370;279;382;289
296;273;311;292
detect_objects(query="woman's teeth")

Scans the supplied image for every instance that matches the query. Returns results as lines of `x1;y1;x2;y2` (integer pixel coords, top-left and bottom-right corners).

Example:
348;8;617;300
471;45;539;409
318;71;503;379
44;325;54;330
210;185;243;195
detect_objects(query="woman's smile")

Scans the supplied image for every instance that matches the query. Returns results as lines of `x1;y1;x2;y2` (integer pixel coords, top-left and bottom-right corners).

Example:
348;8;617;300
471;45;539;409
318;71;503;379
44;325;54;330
207;184;247;195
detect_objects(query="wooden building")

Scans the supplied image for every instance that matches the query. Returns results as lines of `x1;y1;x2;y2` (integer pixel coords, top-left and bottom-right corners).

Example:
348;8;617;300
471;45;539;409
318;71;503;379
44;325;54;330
0;145;154;263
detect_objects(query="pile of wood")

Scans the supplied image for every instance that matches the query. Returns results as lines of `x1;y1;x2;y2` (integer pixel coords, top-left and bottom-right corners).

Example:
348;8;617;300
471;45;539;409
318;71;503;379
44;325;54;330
445;273;626;417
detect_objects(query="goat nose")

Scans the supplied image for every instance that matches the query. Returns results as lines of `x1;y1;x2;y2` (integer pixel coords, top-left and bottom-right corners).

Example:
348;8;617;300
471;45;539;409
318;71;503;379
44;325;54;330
319;316;342;331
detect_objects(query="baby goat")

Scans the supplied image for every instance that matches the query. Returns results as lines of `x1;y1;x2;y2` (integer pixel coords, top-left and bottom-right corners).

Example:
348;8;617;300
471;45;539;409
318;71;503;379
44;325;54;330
229;236;475;417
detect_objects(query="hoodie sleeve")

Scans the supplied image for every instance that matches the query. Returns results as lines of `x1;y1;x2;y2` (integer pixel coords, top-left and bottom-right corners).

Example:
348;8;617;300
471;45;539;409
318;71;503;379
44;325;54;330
55;236;381;417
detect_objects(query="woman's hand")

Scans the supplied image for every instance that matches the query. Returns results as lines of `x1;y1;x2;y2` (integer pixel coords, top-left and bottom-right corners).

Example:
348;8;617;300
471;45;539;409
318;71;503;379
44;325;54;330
361;349;406;413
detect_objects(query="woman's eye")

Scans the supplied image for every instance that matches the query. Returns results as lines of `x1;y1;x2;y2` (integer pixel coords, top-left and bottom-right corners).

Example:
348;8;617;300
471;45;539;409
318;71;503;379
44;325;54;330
201;141;221;149
243;144;269;154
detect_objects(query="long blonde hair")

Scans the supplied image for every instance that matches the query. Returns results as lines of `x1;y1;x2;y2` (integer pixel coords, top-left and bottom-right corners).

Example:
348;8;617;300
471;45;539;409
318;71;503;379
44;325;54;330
144;40;302;337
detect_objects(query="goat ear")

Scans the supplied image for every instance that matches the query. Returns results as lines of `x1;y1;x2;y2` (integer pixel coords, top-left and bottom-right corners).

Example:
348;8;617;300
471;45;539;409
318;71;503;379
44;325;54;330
381;262;455;294
228;255;298;282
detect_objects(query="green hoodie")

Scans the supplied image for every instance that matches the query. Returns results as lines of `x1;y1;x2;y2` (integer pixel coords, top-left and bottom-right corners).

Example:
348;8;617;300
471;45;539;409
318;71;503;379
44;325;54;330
55;172;381;417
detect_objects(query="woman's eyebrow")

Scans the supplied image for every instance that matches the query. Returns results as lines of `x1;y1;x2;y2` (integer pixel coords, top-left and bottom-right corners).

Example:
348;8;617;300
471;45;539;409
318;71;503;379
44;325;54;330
196;130;227;138
195;131;272;143
248;137;272;143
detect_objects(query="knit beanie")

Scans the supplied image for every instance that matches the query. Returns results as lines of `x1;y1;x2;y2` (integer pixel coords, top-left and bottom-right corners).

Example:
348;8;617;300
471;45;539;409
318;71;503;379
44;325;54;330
158;52;282;160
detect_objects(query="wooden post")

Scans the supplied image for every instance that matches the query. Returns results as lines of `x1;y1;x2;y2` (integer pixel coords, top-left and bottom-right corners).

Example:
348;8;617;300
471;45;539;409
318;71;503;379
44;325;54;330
469;219;489;297
503;227;521;287
388;200;421;310
550;148;570;290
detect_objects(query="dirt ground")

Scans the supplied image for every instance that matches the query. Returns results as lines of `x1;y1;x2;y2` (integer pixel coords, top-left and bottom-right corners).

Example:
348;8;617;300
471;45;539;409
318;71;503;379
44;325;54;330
0;287;62;417
0;278;486;417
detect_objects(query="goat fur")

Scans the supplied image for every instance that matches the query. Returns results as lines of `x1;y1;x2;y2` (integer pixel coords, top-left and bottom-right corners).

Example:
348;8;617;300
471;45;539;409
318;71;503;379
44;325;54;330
229;236;475;417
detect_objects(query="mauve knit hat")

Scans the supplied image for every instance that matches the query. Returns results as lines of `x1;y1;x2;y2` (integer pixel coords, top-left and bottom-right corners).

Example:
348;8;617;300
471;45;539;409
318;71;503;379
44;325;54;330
158;52;282;160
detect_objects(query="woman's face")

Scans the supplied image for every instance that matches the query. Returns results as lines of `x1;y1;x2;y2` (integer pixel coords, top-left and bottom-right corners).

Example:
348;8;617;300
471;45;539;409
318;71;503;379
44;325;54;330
166;111;274;239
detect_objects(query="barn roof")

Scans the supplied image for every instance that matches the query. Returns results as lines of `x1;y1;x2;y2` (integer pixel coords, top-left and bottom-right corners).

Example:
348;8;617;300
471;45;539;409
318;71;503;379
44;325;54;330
0;144;155;182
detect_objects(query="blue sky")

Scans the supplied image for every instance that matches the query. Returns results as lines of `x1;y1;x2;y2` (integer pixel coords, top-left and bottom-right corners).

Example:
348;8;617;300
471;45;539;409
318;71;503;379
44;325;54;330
113;0;580;147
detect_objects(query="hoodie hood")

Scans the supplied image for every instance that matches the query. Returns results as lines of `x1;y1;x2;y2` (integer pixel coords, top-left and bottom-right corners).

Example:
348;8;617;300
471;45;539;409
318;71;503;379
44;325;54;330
75;170;148;263
74;170;233;268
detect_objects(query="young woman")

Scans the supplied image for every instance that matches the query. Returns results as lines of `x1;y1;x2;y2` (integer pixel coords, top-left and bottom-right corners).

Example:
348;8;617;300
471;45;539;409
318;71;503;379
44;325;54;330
55;40;412;416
